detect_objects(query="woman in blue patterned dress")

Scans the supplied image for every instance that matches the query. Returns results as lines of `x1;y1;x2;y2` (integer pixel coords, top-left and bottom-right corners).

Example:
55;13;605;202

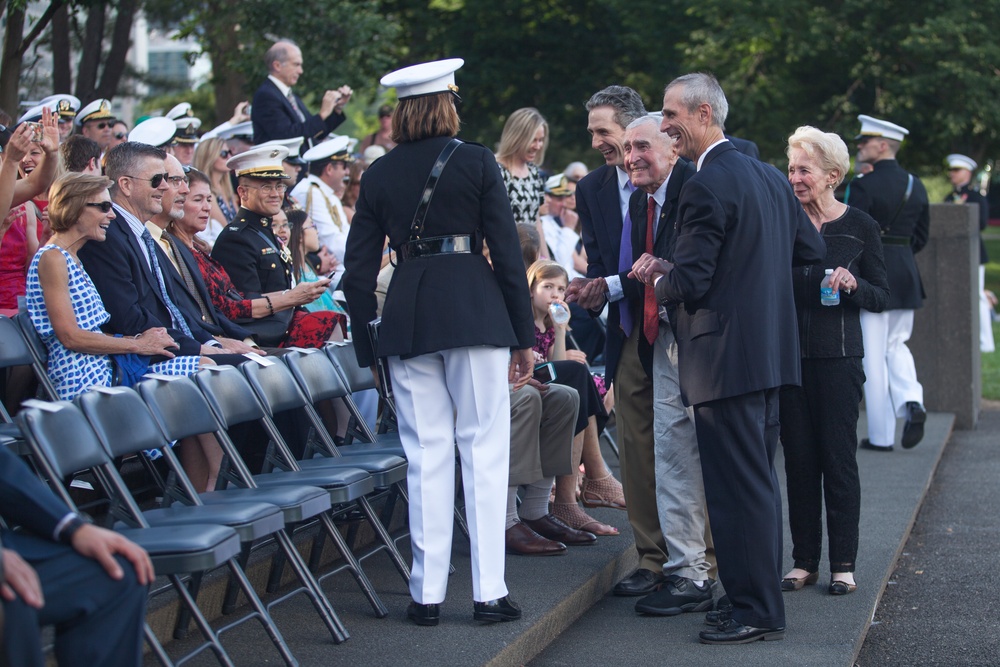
26;173;221;489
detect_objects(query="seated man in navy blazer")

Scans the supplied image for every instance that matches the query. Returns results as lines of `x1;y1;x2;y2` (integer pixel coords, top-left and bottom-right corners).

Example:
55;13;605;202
251;40;352;147
1;446;153;666
632;73;825;644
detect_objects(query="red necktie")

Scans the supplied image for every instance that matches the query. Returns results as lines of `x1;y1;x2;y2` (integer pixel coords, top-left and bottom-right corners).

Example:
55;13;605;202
643;196;658;345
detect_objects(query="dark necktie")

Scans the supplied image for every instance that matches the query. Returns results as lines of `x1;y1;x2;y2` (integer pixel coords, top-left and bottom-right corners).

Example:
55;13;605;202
643;196;658;345
617;180;637;336
287;90;306;123
164;234;216;325
140;228;193;338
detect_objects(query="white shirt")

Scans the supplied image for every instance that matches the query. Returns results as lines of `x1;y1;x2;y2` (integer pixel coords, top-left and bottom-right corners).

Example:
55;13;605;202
290;174;349;286
115;204;153;271
541;214;584;281
697;138;729;171
268;75;293;99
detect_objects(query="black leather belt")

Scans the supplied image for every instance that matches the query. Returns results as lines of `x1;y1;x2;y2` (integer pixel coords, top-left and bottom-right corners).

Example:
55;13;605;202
398;234;472;261
880;235;911;246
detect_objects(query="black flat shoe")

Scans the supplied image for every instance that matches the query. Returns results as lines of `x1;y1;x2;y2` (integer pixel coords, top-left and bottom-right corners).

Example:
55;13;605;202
699;618;785;644
829;578;858;595
473;595;522;623
781;570;819;591
859;438;893;452
613;568;666;597
704;594;732;626
901;401;926;449
407;601;440;626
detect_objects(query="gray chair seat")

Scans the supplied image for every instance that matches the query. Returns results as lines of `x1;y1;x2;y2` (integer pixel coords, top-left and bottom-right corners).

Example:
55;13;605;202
297;452;407;487
200;485;331;524
119;524;242;574
254;467;375;504
119;501;286;542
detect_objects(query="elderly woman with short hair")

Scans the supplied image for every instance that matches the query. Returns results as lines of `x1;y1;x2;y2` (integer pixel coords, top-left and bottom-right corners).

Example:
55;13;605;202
779;126;890;596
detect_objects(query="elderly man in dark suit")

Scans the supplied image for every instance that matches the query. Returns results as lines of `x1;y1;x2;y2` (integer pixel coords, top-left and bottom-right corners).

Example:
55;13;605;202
251;40;352;147
0;446;152;666
565;86;672;598
631;73;825;644
619;115;714;618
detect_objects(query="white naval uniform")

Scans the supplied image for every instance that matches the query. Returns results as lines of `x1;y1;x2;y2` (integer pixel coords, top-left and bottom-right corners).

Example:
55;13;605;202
388;345;511;604
860;309;924;446
980;265;996;353
290;174;349;286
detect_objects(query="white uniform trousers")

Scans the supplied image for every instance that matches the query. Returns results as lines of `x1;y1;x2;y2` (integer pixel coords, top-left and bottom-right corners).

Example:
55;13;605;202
652;324;712;581
389;345;511;605
860;309;924;446
980;265;995;353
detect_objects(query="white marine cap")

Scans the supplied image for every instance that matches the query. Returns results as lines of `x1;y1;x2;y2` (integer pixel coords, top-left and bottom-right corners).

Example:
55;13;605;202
946;154;977;172
380;58;464;101
39;94;80;120
216;121;253;141
17;105;47;124
173;117;202;144
166;102;194;121
128;117;177;148
544;173;571;196
362;145;386;164
302;135;353;163
855;114;909;142
226;144;291;179
257;137;306;165
76;98;115;126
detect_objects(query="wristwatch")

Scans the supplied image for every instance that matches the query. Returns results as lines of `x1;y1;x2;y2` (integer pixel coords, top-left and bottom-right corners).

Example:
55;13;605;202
57;514;90;544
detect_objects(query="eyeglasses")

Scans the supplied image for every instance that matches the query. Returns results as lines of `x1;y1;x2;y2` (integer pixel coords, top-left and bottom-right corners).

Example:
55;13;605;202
302;224;316;230
166;175;188;186
220;149;232;158
85;201;115;213
122;172;170;188
89;121;115;130
243;183;288;195
113;132;127;140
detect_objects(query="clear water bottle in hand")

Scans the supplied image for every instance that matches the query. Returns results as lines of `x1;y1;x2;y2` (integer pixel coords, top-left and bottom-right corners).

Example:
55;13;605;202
820;268;840;306
549;302;571;325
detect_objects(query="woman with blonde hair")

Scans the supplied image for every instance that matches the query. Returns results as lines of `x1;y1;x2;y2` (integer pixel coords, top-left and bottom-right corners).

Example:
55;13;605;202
496;108;549;253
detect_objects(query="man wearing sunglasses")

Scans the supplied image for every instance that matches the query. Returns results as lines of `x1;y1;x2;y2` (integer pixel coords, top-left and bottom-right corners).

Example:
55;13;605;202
78;141;247;362
75;99;117;152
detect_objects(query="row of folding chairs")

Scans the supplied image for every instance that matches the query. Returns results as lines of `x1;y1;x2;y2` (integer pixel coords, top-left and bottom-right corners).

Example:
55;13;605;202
0;315;414;666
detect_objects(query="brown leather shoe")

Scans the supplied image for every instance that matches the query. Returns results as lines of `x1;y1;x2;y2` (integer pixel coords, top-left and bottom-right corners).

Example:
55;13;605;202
522;514;597;546
505;521;566;556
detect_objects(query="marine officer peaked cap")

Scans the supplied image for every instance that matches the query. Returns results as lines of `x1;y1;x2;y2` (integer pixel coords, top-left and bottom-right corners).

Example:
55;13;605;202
302;135;353;163
166;103;194;121
173;117;202;144
856;115;909;142
380;58;464;101
545;174;572;196
257;137;307;165
38;94;80;120
227;144;291;179
129;117;177;148
76;99;115;126
946;154;977;172
16;105;47;124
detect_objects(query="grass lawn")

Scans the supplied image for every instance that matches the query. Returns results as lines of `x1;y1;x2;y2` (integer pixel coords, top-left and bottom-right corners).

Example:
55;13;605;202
981;231;1000;400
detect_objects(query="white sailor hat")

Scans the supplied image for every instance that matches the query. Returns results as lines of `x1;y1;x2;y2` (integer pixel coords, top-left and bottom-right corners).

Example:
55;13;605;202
855;114;909;142
166;103;194;121
76;98;115;126
362;145;386;164
39;94;80;120
257;137;306;165
216;121;253;141
227;144;291;179
946;154;977;172
16;105;46;124
544;173;571;196
128;117;177;148
380;58;464;101
173;117;202;144
302;135;354;163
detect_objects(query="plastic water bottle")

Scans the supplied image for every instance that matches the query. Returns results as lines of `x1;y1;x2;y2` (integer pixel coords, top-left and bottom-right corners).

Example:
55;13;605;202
549;302;571;325
820;269;840;306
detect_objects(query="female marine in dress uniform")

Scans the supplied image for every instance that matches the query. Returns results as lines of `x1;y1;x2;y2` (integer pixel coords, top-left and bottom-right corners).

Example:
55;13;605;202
343;59;535;626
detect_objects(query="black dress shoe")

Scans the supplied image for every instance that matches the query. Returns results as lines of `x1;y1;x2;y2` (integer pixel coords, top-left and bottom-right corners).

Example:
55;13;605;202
613;568;666;597
699;618;785;644
522;514;597;546
505;521;566;556
901;401;926;449
859;438;893;452
473;595;522;623
635;575;713;616
407;601;440;626
704;594;732;626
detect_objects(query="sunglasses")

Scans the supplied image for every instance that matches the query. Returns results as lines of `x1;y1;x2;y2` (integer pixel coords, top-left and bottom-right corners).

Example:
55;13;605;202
90;121;115;130
85;201;115;213
122;172;170;188
113;132;127;140
220;149;232;158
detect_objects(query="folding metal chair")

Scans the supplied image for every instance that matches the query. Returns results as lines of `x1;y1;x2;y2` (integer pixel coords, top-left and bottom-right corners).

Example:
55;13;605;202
12;312;60;400
75;386;298;665
0;316;34;450
193;364;400;618
15;398;243;667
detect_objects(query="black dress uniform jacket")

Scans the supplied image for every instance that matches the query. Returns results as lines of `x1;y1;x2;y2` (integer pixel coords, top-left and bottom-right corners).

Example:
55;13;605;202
212;207;292;298
847;159;930;310
945;183;990;265
343;136;535;369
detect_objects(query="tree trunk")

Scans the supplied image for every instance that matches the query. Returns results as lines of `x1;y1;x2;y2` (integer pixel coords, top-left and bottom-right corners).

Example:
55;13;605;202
205;0;247;123
0;5;26;114
95;0;138;100
51;4;72;93
74;4;106;102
